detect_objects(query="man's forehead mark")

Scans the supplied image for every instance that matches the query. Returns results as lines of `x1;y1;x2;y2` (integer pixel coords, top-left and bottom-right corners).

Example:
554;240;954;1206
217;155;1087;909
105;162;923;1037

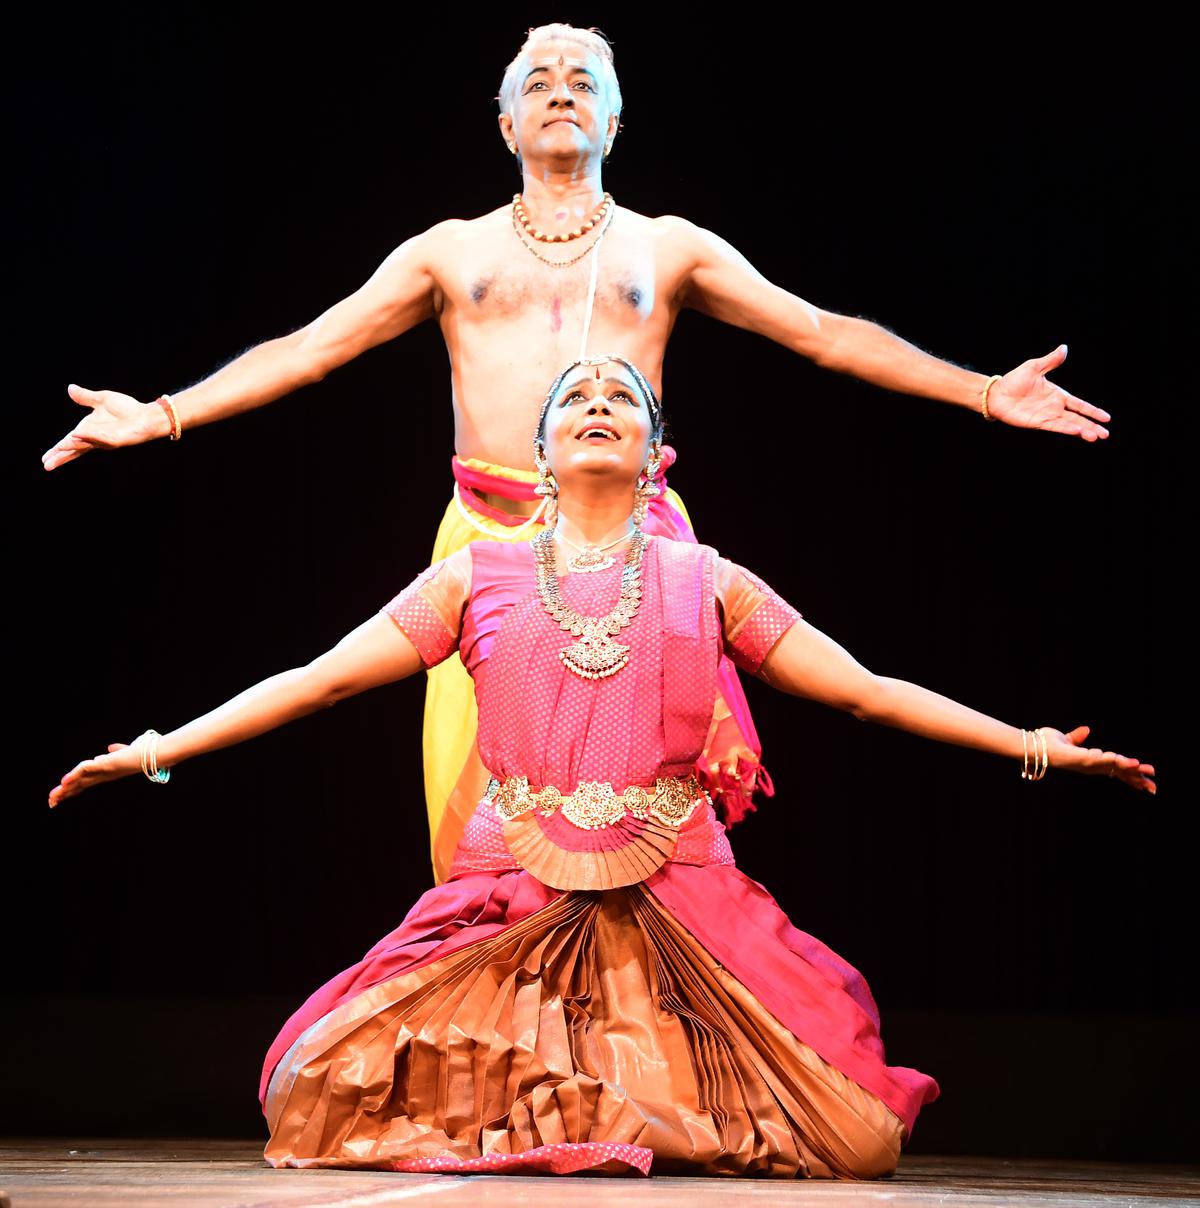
524;62;597;74
521;64;601;94
522;53;599;82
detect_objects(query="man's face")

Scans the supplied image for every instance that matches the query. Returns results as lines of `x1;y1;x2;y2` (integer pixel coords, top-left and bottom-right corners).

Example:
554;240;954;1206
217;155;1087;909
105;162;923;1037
500;41;618;166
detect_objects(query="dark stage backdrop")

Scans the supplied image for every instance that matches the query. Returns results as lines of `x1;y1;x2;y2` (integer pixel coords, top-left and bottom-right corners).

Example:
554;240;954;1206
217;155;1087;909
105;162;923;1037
9;9;1193;1161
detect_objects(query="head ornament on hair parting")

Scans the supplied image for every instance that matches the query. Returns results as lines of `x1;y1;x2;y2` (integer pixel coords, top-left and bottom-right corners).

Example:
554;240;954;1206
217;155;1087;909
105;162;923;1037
534;354;663;450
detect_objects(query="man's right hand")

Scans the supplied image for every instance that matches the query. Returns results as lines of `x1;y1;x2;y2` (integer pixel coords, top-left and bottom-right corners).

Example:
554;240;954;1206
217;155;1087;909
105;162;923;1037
42;384;173;470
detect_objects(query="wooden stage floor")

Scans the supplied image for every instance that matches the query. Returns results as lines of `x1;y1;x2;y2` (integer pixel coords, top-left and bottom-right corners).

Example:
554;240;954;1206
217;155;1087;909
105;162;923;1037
2;1140;1197;1207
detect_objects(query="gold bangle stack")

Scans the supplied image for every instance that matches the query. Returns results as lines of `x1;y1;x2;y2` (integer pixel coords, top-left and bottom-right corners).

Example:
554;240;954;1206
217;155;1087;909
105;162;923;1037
980;374;1002;422
138;729;171;784
155;394;182;440
1020;727;1049;781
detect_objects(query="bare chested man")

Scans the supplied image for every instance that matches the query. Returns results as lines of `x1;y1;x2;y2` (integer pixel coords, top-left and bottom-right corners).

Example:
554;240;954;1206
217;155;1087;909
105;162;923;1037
43;24;1109;880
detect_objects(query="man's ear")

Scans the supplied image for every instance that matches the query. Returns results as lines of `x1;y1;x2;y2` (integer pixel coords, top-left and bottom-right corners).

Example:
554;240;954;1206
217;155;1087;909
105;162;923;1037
605;112;620;151
498;112;517;154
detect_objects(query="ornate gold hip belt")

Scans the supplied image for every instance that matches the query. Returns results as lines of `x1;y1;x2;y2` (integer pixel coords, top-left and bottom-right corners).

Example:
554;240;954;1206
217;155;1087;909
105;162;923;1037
486;773;707;831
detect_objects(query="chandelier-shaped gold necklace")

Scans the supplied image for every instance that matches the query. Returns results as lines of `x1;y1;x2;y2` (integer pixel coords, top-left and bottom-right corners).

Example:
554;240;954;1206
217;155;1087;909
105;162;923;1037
532;525;646;680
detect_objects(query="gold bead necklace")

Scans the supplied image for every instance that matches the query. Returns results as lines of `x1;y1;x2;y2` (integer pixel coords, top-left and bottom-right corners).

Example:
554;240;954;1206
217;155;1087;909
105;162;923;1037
510;199;615;268
513;192;613;242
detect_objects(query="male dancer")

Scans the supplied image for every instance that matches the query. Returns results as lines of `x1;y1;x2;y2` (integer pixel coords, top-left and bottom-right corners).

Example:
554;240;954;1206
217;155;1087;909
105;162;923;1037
44;25;1109;880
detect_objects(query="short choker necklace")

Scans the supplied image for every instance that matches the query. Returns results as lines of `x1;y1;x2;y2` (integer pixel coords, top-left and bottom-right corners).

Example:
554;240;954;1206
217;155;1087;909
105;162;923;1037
555;519;636;573
513;192;613;243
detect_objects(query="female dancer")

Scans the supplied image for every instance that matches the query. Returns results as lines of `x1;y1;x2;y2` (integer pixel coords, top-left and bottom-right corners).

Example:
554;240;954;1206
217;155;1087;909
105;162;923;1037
49;356;1154;1180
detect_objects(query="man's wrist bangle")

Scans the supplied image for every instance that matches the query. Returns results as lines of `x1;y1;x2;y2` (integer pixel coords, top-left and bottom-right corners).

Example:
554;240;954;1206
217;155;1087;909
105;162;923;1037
980;374;1002;422
155;394;182;441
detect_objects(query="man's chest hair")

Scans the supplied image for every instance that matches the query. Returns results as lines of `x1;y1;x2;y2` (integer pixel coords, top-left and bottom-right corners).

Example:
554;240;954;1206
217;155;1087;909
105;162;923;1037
458;255;656;317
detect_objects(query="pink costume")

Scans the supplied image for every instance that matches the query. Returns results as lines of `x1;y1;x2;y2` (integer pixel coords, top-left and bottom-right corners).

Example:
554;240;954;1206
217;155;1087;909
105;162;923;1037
419;448;772;885
261;538;939;1178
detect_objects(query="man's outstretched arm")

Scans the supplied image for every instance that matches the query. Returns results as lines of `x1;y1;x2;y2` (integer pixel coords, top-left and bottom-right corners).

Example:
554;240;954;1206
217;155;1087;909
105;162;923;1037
671;219;1110;441
43;225;446;470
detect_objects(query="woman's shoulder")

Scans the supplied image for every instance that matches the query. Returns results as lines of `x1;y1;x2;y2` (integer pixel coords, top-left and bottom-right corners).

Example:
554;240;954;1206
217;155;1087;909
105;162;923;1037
646;535;722;567
463;539;536;595
464;535;723;577
465;539;537;566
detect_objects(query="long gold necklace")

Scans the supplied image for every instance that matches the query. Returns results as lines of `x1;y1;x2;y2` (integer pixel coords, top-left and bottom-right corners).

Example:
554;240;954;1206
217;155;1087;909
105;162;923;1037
533;526;646;680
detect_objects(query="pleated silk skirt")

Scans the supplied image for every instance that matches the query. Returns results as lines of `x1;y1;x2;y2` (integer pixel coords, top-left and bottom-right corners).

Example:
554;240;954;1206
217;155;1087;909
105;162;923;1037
263;883;904;1179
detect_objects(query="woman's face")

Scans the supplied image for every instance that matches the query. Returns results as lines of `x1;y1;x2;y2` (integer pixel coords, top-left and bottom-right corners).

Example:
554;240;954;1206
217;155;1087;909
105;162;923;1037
541;363;655;488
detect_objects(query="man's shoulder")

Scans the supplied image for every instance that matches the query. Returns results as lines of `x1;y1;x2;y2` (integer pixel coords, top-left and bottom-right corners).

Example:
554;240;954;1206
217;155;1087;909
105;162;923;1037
424;204;512;240
615;210;712;270
616;207;703;240
404;205;514;264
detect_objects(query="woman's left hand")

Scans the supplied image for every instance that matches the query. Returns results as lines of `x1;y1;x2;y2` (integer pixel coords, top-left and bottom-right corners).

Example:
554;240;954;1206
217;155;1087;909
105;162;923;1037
988;345;1111;442
49;743;143;808
1041;725;1156;792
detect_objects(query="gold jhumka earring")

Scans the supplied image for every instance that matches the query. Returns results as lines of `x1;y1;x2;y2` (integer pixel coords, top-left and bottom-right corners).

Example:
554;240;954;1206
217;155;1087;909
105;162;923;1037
632;442;662;527
533;441;560;528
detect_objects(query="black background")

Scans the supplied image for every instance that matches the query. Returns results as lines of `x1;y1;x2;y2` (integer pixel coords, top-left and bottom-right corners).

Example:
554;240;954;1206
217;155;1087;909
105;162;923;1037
8;8;1194;1160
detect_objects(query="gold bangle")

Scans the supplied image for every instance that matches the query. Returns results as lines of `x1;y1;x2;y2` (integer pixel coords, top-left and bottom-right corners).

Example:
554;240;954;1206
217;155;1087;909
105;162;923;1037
137;729;171;784
980;374;1002;422
155;394;182;441
1021;727;1049;782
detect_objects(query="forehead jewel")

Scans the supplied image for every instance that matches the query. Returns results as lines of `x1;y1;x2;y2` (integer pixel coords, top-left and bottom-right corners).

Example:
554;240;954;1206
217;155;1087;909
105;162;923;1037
536;355;661;442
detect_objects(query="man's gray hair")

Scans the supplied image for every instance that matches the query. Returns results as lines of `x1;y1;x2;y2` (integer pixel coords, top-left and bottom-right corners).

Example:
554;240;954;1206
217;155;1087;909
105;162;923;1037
497;24;622;118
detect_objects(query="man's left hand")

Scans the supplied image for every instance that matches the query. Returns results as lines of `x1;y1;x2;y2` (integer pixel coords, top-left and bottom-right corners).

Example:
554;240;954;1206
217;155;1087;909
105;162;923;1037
988;345;1110;441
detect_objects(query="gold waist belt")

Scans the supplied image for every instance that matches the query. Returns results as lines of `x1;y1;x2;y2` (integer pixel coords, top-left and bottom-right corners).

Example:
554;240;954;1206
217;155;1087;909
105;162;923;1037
486;773;707;831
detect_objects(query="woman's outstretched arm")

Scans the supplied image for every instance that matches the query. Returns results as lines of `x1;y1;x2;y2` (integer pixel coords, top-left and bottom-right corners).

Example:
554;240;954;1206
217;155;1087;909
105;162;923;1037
757;618;1156;792
48;612;424;808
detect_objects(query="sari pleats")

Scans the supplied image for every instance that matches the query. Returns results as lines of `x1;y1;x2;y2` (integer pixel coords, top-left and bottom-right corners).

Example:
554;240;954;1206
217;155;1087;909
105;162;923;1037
264;887;903;1179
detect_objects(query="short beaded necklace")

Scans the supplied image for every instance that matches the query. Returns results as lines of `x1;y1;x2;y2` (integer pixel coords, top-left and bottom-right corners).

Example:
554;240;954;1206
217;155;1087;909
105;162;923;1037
512;191;613;242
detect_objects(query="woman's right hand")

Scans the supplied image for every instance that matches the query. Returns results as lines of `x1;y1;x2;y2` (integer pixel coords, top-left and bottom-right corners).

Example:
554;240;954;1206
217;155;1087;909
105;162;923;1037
42;385;172;470
1042;726;1156;793
48;743;144;808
